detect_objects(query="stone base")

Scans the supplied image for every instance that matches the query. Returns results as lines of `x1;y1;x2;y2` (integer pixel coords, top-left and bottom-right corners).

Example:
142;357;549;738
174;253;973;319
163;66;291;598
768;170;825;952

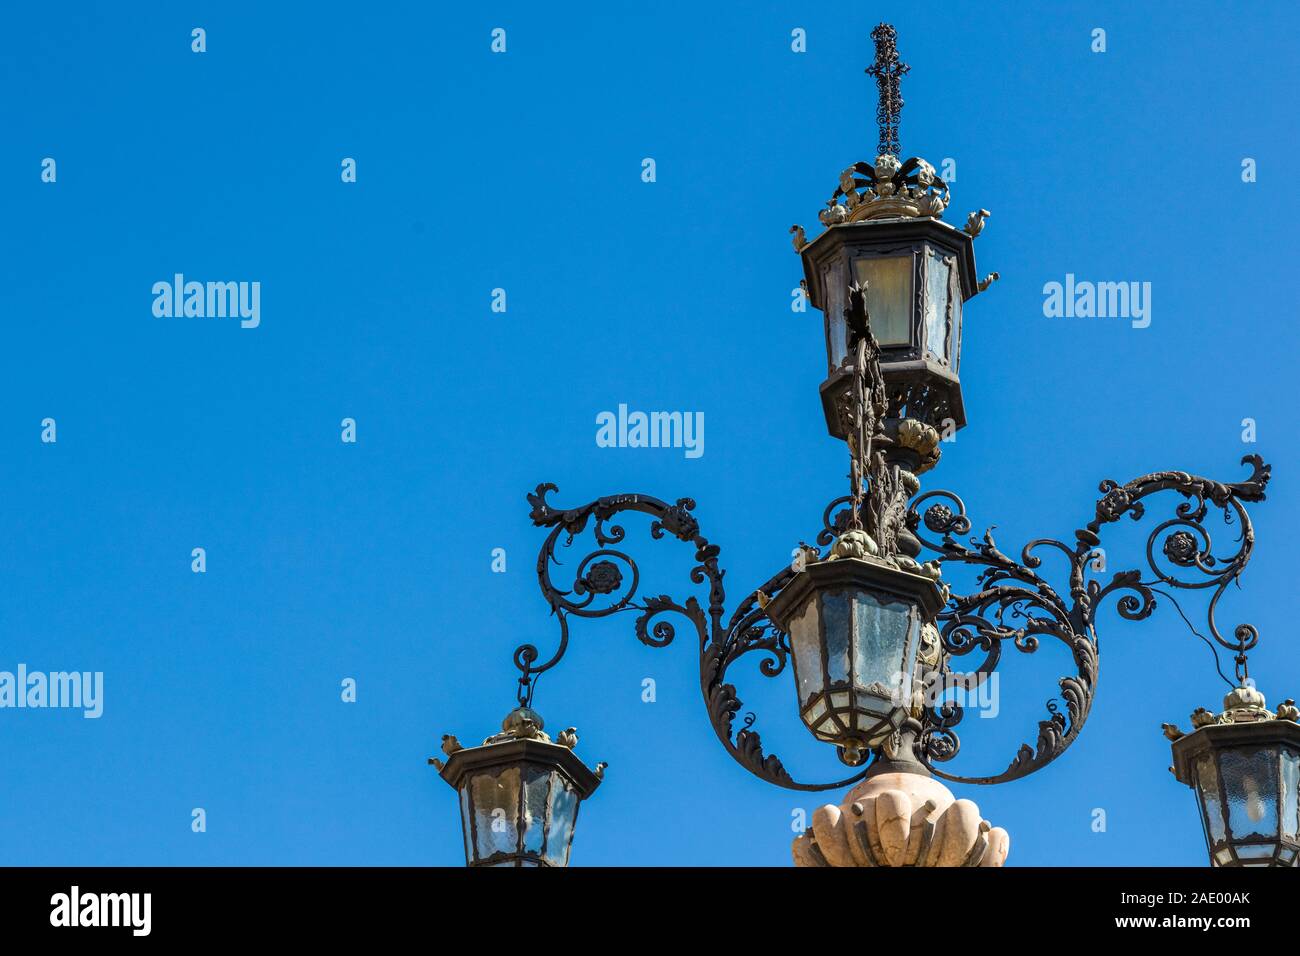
792;772;1009;867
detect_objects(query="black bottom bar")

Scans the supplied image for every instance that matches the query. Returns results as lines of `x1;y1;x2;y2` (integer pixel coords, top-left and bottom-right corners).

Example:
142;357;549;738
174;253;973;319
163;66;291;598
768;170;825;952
0;866;1281;940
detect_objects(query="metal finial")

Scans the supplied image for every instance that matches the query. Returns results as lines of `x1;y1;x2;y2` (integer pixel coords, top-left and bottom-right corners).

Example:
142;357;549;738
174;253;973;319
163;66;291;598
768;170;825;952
865;23;909;157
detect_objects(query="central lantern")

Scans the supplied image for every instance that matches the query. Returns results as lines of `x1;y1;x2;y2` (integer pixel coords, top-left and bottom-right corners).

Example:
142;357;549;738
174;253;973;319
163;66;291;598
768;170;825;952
764;539;946;764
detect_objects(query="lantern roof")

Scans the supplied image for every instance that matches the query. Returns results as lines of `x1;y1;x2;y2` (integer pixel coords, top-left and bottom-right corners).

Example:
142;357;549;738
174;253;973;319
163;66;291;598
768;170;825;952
1167;683;1300;786
430;705;605;798
789;22;994;272
764;550;948;635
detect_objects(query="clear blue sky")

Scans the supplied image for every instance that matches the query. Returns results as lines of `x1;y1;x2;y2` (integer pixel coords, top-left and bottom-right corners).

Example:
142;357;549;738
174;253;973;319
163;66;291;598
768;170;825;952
1;1;1296;866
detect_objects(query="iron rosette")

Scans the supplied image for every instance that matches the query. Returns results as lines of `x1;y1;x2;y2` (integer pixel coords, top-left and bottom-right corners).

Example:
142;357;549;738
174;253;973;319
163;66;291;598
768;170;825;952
904;454;1271;785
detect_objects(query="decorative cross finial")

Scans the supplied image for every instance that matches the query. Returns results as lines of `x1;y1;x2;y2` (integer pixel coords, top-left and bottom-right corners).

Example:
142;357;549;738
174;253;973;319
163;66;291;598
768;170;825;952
865;23;909;157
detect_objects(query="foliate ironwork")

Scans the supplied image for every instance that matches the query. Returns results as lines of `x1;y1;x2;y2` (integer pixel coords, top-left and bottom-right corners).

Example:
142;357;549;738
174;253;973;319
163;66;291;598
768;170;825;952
519;450;1271;792
524;484;876;792
905;455;1272;785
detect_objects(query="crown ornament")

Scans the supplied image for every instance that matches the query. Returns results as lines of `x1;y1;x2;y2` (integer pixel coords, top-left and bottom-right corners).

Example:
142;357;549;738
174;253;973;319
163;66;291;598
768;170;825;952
1162;683;1300;743
791;24;988;253
819;154;949;226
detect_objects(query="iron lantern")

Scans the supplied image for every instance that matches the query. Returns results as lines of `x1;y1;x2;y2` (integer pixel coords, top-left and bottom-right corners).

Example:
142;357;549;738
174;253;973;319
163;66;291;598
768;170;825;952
1169;685;1300;867
763;536;946;764
795;170;984;443
431;706;604;867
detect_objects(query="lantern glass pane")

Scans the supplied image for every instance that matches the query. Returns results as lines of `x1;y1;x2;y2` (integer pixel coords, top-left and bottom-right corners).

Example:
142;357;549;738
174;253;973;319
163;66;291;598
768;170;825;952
924;250;951;363
1236;845;1274;861
459;784;473;863
545;777;579;867
521;765;552;855
826;259;849;371
949;283;963;368
1196;753;1227;845
822;590;852;685
1221;748;1279;841
471;766;521;860
805;696;828;725
852;256;913;347
790;599;824;706
852;593;917;704
1283;750;1300;841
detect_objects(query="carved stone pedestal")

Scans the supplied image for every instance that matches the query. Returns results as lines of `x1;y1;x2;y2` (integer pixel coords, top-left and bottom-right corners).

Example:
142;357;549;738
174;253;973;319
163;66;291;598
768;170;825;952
792;772;1009;867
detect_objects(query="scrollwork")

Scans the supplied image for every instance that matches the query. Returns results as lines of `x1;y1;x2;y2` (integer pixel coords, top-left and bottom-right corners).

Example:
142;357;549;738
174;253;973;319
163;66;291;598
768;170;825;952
907;455;1270;785
525;483;869;792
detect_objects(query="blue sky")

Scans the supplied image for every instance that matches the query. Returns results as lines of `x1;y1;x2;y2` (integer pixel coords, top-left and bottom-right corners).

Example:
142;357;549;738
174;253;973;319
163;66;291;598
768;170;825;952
1;1;1296;866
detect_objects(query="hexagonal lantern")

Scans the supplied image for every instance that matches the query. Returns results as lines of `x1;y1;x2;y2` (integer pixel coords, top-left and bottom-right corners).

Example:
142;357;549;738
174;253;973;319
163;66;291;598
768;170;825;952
763;546;946;763
794;155;987;444
1169;685;1300;867
431;706;604;867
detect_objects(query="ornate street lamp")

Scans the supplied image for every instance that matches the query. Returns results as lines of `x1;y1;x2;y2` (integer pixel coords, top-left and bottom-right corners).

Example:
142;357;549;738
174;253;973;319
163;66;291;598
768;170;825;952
430;706;604;867
1166;686;1300;867
433;23;1276;868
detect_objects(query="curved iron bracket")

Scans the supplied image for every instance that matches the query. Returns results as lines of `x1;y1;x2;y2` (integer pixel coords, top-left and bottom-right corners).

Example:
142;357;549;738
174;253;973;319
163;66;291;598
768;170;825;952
908;454;1271;785
524;483;870;792
520;455;1270;792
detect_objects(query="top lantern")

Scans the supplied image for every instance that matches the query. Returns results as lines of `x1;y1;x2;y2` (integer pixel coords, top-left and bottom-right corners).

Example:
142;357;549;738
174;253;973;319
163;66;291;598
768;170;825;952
791;25;994;448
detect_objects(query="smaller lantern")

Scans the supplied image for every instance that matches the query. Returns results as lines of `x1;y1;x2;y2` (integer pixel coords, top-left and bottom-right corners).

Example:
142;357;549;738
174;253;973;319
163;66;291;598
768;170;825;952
431;706;604;867
1168;684;1300;867
763;542;946;763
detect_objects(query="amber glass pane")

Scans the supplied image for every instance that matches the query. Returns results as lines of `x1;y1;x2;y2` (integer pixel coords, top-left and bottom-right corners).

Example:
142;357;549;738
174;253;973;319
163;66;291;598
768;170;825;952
852;256;913;346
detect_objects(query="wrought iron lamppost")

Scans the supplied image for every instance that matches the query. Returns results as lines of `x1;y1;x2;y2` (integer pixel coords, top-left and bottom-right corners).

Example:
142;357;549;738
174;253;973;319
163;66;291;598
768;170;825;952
432;23;1284;868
